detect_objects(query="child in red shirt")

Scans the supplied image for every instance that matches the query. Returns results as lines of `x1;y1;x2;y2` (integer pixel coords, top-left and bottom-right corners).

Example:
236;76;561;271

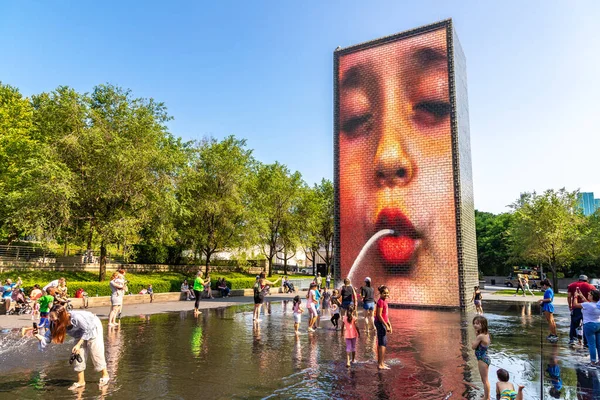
375;285;392;370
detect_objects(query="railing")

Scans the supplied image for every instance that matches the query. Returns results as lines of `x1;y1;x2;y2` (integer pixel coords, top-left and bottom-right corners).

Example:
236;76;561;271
0;245;57;263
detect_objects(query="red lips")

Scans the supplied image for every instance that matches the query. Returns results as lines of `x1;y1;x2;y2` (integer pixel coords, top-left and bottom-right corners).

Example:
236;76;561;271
375;208;418;265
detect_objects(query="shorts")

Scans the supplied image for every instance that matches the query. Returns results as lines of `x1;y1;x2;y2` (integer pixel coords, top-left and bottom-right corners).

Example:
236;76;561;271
39;312;50;328
293;314;301;324
254;295;264;305
345;337;357;353
110;294;123;307
474;300;481;306
375;320;388;347
341;300;353;310
363;301;375;311
307;304;318;317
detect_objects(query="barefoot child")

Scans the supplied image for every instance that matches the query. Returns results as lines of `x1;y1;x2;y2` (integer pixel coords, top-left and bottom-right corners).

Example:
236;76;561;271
330;291;340;330
471;286;483;315
496;368;524;400
375;285;392;370
292;295;303;335
538;279;558;342
343;304;360;367
472;315;491;400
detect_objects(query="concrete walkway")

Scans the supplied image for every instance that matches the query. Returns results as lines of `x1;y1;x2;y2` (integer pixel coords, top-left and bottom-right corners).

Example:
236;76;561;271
481;286;568;306
0;292;298;330
0;287;568;330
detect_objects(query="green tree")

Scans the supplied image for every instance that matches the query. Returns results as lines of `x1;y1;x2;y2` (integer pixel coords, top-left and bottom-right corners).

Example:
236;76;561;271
250;162;303;277
508;189;584;291
32;84;186;281
177;136;254;274
314;179;334;275
0;83;73;244
475;210;513;276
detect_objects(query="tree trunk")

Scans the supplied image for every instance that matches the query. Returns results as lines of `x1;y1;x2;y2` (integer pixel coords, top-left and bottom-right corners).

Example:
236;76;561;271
267;255;273;277
205;251;211;276
99;241;107;282
551;264;559;294
63;240;68;257
87;227;93;250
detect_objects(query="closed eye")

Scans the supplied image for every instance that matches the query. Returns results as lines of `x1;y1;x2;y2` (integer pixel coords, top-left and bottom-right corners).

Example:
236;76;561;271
414;101;450;118
341;114;372;137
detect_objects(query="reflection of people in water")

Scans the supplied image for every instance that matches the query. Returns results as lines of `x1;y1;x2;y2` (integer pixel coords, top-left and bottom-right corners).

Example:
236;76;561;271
545;343;562;398
575;363;600;400
338;27;460;306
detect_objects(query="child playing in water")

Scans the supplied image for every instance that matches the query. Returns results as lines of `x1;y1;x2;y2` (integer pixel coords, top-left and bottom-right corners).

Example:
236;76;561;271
472;315;491;400
322;288;331;317
471;286;483;315
495;368;524;400
330;290;340;330
292;295;303;335
343;304;360;367
375;285;392;370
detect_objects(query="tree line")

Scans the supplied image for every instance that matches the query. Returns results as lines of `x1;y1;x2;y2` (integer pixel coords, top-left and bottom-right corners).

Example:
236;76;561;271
0;82;333;280
476;188;600;290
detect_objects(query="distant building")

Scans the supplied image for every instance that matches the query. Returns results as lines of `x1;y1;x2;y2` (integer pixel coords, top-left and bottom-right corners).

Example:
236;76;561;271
578;192;600;216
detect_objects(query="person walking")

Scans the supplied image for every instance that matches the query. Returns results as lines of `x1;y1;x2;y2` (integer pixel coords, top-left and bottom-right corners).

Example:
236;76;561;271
522;276;535;296
567;275;596;346
513;274;525;297
326;273;332;289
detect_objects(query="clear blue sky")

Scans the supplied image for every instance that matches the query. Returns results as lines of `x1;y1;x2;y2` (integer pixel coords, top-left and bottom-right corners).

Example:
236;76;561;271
2;1;599;213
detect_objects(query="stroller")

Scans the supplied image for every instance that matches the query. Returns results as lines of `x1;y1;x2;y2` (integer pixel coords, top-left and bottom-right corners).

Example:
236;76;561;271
9;289;33;315
284;281;296;293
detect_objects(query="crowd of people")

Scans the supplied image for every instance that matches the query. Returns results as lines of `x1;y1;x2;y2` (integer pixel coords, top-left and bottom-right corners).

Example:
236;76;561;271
2;269;598;396
278;275;393;370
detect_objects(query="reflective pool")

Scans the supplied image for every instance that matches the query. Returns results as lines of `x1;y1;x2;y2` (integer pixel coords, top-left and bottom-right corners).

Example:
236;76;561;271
0;301;598;399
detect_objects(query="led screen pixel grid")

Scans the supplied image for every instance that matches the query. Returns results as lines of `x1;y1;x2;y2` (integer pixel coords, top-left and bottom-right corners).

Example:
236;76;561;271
334;20;477;308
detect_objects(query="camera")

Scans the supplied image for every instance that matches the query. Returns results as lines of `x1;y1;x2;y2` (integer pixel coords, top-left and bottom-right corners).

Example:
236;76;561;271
69;352;83;365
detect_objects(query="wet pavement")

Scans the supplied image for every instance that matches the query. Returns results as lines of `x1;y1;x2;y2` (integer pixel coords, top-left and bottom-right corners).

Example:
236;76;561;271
0;300;596;399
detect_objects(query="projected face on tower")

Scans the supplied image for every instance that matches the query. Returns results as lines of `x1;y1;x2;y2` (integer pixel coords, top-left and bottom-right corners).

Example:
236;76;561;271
337;27;459;306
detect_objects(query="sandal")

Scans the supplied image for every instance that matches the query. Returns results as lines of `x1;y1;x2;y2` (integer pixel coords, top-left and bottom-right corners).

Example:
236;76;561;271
68;382;86;390
99;377;110;386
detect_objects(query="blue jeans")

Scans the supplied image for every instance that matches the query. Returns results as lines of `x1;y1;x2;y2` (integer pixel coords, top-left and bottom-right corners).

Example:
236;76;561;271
583;322;600;362
570;308;585;343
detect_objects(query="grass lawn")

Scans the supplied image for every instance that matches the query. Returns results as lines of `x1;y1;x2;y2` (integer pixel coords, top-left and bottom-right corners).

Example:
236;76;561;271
0;270;287;296
492;289;569;298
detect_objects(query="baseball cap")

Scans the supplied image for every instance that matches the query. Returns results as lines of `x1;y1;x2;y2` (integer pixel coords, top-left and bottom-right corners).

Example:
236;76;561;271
579;275;588;281
365;277;371;282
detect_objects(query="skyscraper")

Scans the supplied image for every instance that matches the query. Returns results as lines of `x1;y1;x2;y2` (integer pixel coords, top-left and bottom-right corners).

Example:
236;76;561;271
578;192;599;216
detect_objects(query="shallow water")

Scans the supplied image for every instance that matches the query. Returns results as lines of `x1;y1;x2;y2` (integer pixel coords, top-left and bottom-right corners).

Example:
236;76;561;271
0;301;598;399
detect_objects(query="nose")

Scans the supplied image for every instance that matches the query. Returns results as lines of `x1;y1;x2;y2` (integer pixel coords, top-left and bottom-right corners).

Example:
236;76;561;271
374;125;414;187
